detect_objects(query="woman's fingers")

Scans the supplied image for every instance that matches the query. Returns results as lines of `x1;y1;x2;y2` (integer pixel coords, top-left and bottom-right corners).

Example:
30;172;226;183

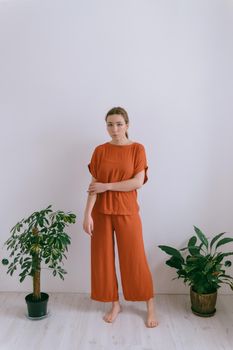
87;185;96;195
88;183;94;190
88;182;107;194
83;222;92;236
87;223;92;236
83;214;94;236
87;219;93;236
90;221;94;234
88;182;99;192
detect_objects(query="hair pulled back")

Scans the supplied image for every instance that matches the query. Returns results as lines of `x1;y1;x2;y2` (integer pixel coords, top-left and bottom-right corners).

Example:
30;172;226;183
105;106;129;139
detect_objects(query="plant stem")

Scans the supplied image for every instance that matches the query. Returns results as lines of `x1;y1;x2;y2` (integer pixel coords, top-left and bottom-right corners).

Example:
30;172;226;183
32;227;41;300
33;267;41;300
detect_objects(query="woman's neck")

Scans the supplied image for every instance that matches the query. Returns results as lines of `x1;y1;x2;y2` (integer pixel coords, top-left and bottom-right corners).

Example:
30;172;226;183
109;139;133;145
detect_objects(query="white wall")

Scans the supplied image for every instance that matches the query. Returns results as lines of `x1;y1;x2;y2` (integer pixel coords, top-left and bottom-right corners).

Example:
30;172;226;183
1;0;233;295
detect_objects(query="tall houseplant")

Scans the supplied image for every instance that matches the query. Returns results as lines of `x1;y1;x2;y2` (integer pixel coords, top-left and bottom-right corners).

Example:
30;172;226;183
2;205;76;319
159;226;233;316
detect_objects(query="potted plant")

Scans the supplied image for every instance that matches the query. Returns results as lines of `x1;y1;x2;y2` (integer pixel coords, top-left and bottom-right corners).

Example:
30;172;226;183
158;226;233;317
2;205;76;319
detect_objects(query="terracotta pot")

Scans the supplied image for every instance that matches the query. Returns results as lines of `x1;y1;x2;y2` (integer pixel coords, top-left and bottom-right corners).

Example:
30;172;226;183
190;287;217;317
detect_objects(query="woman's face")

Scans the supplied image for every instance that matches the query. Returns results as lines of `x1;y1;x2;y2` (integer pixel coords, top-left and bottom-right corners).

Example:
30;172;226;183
106;114;128;141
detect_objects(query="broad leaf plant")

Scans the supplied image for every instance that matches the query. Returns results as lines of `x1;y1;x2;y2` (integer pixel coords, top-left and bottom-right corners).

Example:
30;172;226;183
159;226;233;294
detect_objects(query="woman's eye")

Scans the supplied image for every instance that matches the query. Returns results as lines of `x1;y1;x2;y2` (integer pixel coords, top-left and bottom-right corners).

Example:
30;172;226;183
107;123;124;127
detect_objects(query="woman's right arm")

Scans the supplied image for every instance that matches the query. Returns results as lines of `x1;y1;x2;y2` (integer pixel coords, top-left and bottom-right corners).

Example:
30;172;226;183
83;177;97;237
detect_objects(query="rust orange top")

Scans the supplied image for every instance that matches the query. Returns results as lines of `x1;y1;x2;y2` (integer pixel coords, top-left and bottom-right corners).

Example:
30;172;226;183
88;142;148;215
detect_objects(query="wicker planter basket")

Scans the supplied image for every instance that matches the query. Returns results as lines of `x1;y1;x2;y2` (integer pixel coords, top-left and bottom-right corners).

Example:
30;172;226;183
190;287;217;317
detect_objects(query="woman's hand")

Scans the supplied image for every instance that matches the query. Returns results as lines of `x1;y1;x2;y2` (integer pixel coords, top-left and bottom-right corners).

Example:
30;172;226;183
83;215;94;237
88;182;109;195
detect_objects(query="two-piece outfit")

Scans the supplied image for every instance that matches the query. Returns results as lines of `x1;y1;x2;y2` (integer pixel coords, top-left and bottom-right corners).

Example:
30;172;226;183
88;141;155;302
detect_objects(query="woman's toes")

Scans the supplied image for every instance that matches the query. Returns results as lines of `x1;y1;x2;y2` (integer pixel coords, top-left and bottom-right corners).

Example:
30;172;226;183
103;313;111;322
103;305;121;323
146;319;159;328
107;315;112;322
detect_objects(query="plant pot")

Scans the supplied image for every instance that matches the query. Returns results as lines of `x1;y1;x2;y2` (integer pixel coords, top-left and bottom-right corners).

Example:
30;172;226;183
25;292;49;319
190;287;217;317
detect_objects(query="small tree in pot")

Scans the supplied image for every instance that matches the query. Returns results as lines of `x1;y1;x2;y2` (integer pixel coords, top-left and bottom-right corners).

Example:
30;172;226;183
158;226;233;317
2;205;76;319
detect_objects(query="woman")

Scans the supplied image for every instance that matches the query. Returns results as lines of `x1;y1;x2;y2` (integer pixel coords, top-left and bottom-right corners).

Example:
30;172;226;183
83;107;158;328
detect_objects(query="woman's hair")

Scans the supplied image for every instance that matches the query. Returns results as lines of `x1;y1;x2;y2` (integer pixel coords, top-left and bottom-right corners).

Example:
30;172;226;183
105;106;129;138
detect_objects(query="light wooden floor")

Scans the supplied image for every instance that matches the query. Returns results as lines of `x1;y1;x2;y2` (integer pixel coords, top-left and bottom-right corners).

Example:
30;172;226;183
0;292;233;350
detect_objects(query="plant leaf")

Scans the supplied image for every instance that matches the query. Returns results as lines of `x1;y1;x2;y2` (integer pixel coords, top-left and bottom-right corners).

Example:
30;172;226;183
210;232;226;250
188;246;201;256
225;260;232;267
216;238;233;250
158;245;184;262
193;226;208;249
166;256;183;269
188;236;197;247
2;259;9;265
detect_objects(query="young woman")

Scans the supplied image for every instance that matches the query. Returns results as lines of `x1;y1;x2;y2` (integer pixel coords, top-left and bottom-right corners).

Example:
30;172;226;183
83;107;158;328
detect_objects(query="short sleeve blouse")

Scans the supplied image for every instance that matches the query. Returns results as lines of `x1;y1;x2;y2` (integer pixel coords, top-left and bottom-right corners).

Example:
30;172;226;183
88;142;148;215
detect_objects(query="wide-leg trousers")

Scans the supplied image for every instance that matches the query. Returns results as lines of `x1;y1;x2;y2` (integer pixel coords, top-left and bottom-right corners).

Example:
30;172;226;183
90;209;155;302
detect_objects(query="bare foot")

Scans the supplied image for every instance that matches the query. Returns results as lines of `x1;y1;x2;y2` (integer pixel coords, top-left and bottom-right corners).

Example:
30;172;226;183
103;301;122;323
146;298;159;328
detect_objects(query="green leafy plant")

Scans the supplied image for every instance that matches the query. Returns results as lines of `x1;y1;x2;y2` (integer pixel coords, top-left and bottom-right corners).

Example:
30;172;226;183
158;226;233;294
2;205;76;300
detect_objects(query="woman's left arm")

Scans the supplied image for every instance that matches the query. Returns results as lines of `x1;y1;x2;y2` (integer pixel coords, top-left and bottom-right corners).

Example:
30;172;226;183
88;170;145;194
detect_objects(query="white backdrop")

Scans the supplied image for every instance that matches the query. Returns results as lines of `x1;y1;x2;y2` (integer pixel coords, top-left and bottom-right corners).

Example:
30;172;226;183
0;0;233;295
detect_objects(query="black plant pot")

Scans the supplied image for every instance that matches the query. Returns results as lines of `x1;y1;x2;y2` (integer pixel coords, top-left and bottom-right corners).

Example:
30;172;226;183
25;292;49;319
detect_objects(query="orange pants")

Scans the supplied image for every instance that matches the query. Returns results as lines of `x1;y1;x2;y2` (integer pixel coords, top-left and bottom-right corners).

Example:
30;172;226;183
90;209;155;302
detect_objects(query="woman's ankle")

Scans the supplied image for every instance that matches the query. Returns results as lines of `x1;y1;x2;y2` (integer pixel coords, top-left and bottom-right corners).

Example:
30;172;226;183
112;300;120;307
146;298;154;308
